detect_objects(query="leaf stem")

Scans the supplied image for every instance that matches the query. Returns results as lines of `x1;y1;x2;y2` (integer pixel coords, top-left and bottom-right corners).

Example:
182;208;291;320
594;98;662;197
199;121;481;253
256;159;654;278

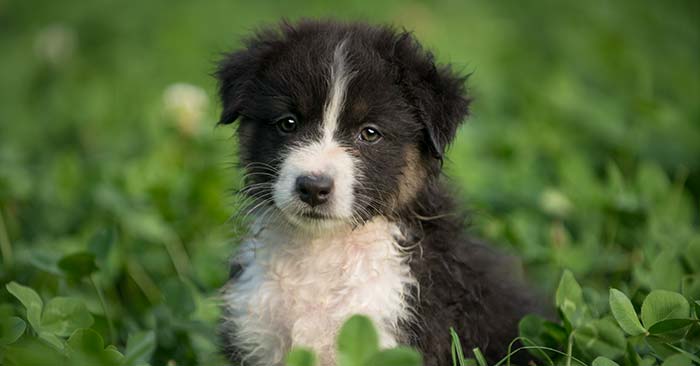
163;235;191;281
126;259;161;304
566;332;575;366
0;207;13;268
90;275;116;343
492;345;587;366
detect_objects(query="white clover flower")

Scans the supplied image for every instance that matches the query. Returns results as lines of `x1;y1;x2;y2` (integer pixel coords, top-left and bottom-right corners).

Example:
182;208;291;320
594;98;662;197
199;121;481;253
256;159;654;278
162;83;209;136
34;24;77;66
539;188;573;218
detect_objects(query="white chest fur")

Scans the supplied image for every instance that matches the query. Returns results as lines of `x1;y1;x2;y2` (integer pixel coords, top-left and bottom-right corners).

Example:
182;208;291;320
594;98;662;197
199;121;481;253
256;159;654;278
222;217;416;366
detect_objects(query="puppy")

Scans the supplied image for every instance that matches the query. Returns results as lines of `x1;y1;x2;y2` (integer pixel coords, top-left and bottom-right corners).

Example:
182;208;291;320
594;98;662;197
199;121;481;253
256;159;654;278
216;20;540;366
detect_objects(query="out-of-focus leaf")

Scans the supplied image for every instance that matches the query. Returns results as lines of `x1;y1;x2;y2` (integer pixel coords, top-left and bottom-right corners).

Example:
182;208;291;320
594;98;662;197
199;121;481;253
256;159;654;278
106;345;129;363
636;162;670;204
685;240;700;272
663;343;700;364
123;212;174;242
649;251;683;292
337;315;379;366
519;314;566;361
6;282;43;331
685;322;700;344
39;331;65;350
662;353;693;366
555;270;587;328
41;297;94;337
124;330;156;365
365;347;422;366
681;276;700;304
67;328;124;366
573;318;626;360
625;342;641;366
88;227;116;263
593;356;620;366
2;336;66;365
58;252;98;280
285;348;317;366
0;316;26;345
67;328;104;352
162;278;195;317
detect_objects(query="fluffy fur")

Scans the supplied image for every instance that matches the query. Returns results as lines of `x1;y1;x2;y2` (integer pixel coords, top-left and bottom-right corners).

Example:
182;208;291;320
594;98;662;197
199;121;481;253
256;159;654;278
216;20;542;366
221;217;415;365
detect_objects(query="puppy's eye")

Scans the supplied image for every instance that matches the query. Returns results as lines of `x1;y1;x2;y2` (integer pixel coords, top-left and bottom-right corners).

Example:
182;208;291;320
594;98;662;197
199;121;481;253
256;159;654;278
358;126;382;143
276;116;297;134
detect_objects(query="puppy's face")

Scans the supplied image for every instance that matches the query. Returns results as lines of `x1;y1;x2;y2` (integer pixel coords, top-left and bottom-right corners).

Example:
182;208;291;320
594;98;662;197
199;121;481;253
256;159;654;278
217;21;469;230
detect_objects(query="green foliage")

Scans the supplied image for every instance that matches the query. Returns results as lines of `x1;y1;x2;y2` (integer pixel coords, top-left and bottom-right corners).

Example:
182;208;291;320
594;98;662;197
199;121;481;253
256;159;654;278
609;289;646;336
364;348;422;366
504;274;699;366
557;270;588;329
336;315;422;366
124;330;156;366
58;252;98;280
5;282;42;332
3;282;135;364
0;0;698;365
288;315;422;366
472;348;488;366
640;290;690;330
41;297;94;337
592;356;620;366
286;348;318;366
0;311;25;346
337;315;379;366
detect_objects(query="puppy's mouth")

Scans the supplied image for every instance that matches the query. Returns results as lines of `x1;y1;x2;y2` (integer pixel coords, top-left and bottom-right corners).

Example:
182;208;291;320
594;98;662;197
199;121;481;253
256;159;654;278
297;209;340;221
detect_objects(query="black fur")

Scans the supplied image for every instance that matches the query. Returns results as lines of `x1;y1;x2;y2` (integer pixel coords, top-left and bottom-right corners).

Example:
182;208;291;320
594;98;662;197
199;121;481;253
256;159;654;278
396;184;542;365
216;19;542;365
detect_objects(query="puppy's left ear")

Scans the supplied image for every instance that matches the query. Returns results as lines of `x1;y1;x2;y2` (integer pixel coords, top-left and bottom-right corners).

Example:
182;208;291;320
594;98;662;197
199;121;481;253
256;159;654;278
391;32;471;160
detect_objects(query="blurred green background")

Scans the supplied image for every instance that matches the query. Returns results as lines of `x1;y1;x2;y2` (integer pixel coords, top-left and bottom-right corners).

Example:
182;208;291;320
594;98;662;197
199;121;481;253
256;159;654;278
1;0;698;365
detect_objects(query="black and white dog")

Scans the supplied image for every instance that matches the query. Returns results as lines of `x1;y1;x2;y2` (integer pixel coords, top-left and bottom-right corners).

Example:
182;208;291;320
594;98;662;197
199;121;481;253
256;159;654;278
216;20;540;366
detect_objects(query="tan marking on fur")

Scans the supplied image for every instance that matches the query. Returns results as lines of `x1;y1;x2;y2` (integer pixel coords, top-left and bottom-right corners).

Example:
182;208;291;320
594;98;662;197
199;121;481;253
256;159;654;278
397;146;425;206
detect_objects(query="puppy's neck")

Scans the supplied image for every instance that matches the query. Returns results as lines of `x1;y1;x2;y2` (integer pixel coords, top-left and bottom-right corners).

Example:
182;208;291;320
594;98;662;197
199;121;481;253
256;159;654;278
249;214;403;251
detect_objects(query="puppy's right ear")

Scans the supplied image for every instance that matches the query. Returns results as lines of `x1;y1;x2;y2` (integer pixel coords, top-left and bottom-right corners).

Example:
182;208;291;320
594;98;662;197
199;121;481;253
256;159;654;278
215;48;258;125
217;26;288;124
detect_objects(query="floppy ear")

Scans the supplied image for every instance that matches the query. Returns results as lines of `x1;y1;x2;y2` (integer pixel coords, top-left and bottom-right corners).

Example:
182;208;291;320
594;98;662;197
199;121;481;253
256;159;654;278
391;32;471;160
216;26;284;125
215;48;258;125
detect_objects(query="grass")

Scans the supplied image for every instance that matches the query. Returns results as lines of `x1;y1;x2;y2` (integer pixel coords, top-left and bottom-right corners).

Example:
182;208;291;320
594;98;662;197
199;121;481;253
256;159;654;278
0;0;698;365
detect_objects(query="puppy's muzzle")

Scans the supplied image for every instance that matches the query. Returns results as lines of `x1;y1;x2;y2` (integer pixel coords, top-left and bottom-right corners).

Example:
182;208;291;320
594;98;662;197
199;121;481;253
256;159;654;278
295;174;334;207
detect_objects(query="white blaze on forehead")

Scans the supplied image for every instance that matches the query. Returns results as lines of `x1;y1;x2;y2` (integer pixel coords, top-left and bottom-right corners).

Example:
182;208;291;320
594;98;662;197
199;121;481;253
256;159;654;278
272;40;358;224
322;40;353;142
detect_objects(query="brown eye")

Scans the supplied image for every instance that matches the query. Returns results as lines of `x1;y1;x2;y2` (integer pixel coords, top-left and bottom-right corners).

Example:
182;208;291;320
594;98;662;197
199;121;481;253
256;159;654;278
276;116;297;134
359;126;382;143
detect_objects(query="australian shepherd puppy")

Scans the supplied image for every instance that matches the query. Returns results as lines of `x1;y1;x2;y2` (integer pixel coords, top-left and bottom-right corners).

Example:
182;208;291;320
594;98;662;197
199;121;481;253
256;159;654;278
216;20;540;366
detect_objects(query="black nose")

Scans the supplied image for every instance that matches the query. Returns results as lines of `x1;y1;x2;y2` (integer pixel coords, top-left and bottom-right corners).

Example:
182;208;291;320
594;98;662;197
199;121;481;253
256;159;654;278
295;175;334;207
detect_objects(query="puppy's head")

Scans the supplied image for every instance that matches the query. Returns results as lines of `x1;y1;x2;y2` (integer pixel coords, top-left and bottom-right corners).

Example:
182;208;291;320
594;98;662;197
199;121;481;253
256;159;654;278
217;20;470;230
